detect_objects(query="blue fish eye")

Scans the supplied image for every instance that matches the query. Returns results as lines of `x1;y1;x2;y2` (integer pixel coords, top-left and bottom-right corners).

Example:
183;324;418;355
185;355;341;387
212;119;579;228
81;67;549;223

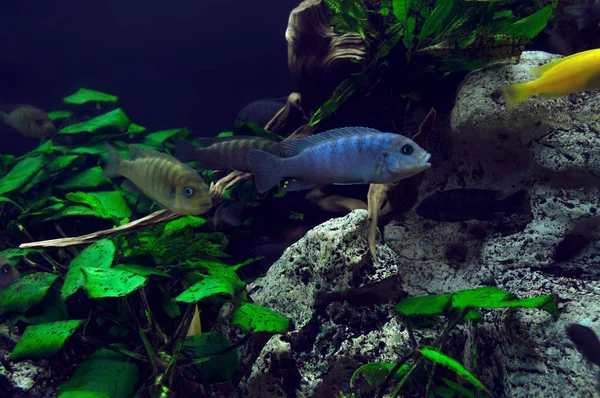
401;144;413;155
183;187;194;197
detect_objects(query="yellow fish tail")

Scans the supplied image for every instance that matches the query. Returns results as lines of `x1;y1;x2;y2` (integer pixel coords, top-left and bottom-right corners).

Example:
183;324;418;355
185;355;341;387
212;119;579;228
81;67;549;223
501;82;533;109
103;144;124;178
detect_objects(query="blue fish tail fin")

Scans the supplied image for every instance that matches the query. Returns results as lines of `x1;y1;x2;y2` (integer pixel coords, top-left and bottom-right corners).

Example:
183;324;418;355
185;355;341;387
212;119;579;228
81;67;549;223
497;189;530;215
103;143;124;178
248;149;284;193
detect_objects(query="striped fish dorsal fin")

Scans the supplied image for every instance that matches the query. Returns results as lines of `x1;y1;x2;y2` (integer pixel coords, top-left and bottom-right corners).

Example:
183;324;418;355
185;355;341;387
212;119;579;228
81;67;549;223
193;135;273;148
529;49;600;79
129;145;178;163
281;126;382;156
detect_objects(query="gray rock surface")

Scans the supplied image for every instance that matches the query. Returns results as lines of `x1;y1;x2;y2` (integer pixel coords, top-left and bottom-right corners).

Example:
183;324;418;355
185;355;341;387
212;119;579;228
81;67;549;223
234;51;600;398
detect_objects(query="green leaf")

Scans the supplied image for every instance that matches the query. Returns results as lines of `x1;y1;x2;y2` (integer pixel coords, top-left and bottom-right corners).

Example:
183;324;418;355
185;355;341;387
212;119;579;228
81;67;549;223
395;294;453;317
403;16;416;54
0;196;24;212
66;191;131;220
498;5;553;39
19;169;50;194
159;286;180;318
44;205;110;221
126;123;146;134
0;273;59;315
143;128;189;146
350;362;410;388
174;275;245;303
59;109;130;135
70;144;107;155
0;248;42;265
59;349;139;398
48;155;80;174
463;310;483;321
231;302;290;333
62;239;116;299
451;287;516;310
47;111;73;120
63;88;118;105
182;332;238;383
393;0;409;23
418;346;489;393
309;73;364;127
0;155;47;195
113;264;170;277
420;0;454;41
10;319;84;361
442;378;475;398
56;167;111;190
162;215;206;237
81;268;147;298
493;10;513;20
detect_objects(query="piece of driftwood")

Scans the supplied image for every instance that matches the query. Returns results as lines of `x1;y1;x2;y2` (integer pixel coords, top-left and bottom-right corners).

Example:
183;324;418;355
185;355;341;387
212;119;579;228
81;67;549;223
367;108;437;262
19;209;181;249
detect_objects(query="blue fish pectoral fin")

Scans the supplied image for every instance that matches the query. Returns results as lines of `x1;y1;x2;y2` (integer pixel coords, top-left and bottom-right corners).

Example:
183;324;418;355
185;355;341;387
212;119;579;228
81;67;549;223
382;152;400;173
248;149;285;193
282;178;318;192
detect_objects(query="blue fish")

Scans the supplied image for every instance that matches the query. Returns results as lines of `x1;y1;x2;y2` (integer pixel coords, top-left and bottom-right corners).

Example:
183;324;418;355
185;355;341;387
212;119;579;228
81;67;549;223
247;127;431;193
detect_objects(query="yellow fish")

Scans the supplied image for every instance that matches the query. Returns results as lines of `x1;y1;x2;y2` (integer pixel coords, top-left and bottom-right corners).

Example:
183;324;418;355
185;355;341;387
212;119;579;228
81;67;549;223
501;48;600;108
103;144;212;215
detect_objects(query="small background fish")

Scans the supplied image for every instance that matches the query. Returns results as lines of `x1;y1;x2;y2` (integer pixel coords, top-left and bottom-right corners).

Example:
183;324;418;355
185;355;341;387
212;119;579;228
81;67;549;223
565;0;600;30
0;105;55;138
235;97;288;127
176;136;281;172
566;323;600;367
0;257;20;287
415;189;530;222
103;144;212;215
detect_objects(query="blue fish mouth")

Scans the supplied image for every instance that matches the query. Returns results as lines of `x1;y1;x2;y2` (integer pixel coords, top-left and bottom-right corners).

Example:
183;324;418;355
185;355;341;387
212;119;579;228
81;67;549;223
421;152;432;168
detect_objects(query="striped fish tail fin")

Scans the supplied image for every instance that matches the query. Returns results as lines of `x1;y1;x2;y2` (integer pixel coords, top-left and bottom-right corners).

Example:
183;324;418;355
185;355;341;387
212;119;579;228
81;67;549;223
248;149;284;193
103;144;124;178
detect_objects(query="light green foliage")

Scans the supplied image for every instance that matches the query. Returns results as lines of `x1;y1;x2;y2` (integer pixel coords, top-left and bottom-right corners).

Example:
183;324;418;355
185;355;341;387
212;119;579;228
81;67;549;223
66;191;131;221
10;319;84;361
498;5;553;39
0;248;41;264
59;108;131;135
0;155;48;195
47;111;73;120
162;216;207;236
126;123;146;134
63;88;119;105
113;264;170;278
231;302;290;333
174;275;245;304
143;128;189;146
452;286;558;317
350;362;410;387
0;273;59;315
56;167;111;190
62;239;116;299
181;332;239;383
59;349;139;398
395;293;452;317
81;268;148;298
418;346;489;393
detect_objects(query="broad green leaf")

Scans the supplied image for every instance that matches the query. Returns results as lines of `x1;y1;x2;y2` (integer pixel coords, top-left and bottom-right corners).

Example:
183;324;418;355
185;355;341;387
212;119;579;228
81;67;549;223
19;169;50;194
162;215;206;237
113;264;170;277
499;5;553;39
0;196;24;212
59;349;139;398
126;123;146;134
143;128;189;146
309;73;364;127
0;155;47;195
395;294;452;317
48;155;80;174
12;289;68;326
56;167;111;190
159;286;180;318
231;302;290;333
493;10;513;20
420;0;454;41
10;319;84;361
47;111;73;120
66;191;130;220
463;310;483;321
70;144;107;155
63;88;118;105
403;16;416;54
443;378;475;398
182;332;238;383
44;205;110;221
59;109;130;135
451;287;516;310
350;362;411;388
462;293;558;317
174;275;245;303
418;346;489;393
0;273;59;315
62;239;116;299
217;131;234;138
0;248;42;265
393;0;409;23
81;268;147;298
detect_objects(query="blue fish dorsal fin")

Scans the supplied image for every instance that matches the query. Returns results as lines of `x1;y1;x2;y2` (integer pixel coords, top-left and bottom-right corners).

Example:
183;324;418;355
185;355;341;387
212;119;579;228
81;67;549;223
281;126;382;156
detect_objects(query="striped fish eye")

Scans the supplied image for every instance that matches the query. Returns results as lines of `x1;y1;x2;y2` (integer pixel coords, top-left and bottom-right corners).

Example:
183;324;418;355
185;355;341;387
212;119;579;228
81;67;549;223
183;187;195;197
401;144;413;155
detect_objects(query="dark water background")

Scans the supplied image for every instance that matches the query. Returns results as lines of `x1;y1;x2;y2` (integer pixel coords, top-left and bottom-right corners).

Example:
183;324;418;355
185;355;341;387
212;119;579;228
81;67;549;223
0;0;295;136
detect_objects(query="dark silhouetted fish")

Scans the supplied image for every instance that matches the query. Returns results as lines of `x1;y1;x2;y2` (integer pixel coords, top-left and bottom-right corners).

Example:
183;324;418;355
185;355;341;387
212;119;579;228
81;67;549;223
248;127;431;193
0;257;20;287
565;0;600;30
0;105;55;138
175;136;281;172
235;97;288;127
415;189;529;222
566;323;600;367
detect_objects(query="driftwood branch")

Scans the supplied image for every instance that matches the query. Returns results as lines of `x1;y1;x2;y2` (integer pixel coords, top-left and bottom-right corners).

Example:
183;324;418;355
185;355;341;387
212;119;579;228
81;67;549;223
19;209;180;249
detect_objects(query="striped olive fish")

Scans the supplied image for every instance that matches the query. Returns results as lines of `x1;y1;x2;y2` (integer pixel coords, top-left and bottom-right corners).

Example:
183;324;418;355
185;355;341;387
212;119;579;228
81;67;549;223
103;144;212;215
175;136;281;172
247;127;432;193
